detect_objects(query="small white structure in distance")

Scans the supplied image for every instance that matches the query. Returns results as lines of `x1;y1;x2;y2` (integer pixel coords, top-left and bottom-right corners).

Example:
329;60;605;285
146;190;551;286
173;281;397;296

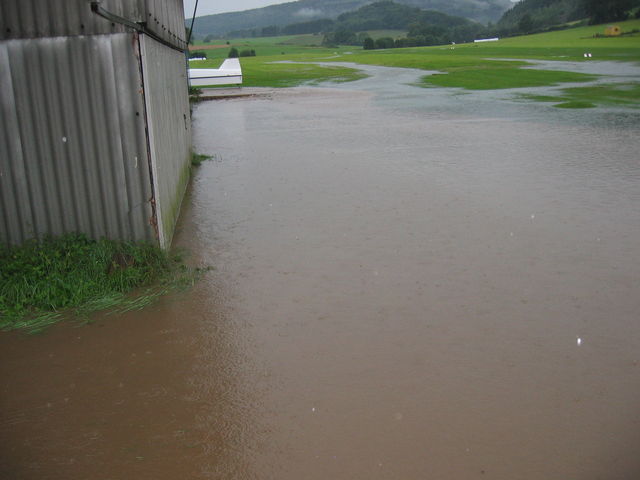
189;58;242;86
474;37;500;43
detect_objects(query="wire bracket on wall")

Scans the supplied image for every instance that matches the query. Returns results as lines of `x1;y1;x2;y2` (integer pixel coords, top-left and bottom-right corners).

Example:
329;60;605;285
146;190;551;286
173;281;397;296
90;1;186;53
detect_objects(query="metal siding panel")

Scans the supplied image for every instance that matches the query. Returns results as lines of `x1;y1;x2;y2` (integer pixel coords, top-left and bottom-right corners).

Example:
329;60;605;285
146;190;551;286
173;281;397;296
1;0;186;49
0;43;33;244
0;0;133;40
10;39;50;238
140;34;191;248
0;34;156;245
144;0;186;50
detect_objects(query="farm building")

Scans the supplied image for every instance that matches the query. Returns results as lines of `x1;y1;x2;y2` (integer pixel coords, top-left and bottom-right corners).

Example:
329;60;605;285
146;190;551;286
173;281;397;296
0;0;192;249
605;25;622;36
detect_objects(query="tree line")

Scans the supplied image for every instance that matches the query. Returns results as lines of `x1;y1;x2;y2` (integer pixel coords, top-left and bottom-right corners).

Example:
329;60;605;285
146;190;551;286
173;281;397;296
196;0;639;48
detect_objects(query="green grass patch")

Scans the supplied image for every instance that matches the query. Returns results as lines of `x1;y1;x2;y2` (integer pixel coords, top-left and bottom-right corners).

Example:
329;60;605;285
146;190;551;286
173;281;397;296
191;152;212;166
0;234;209;333
554;101;596;109
276;34;326;46
560;82;640;106
422;67;595;90
191;56;368;88
241;60;368;87
518;82;640;109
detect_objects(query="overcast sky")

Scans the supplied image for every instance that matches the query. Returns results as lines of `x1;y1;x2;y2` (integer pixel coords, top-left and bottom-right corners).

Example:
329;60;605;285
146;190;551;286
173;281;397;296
183;0;292;18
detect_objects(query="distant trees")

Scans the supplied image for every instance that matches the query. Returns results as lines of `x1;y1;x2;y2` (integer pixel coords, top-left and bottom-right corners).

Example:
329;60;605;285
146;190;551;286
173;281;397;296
583;0;636;23
363;37;375;50
281;18;334;35
374;37;396;49
495;0;639;37
518;13;536;33
261;25;280;36
322;28;358;46
320;0;492;48
495;0;586;36
226;47;256;58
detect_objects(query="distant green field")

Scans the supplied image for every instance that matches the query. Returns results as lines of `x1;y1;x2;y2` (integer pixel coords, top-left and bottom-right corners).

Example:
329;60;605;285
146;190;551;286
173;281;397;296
189;19;640;107
240;60;368;87
362;30;408;39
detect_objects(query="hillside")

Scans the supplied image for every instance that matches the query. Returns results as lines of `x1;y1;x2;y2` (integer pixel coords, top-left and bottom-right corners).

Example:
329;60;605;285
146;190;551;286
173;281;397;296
189;0;513;37
497;0;587;33
335;1;475;31
496;0;640;34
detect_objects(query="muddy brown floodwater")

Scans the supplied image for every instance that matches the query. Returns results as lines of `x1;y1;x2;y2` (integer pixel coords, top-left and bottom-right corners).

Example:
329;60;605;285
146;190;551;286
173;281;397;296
2;64;640;479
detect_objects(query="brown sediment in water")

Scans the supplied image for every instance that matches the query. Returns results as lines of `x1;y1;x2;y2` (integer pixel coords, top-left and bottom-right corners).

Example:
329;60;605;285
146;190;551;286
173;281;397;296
2;75;640;479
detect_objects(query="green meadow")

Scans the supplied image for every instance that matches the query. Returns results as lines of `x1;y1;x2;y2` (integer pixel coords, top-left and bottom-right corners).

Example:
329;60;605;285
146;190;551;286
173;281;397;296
190;19;640;107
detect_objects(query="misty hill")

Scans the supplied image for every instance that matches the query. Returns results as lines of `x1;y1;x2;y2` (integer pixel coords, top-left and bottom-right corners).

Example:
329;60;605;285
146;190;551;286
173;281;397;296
495;0;640;35
335;1;476;31
497;0;586;33
190;0;513;37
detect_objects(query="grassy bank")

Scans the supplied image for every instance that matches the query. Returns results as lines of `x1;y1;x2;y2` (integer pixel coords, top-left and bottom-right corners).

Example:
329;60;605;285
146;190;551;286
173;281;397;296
0;234;206;334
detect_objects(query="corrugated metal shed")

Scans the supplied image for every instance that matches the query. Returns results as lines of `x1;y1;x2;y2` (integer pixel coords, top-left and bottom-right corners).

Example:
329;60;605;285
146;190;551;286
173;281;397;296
0;0;191;248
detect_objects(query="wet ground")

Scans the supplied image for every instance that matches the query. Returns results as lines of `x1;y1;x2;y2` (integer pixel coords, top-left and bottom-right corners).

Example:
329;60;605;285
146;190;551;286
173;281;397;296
2;63;640;479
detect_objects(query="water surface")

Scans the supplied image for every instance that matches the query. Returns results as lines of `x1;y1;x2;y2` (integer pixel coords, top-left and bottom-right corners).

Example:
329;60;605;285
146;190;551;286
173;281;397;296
2;64;639;479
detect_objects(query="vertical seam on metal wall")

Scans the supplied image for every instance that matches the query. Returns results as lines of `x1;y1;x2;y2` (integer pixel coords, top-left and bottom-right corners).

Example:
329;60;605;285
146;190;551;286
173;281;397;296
137;33;164;248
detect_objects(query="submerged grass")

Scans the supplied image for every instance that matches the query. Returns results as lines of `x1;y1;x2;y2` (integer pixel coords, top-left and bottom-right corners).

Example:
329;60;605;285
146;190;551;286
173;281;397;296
517;82;640;108
422;67;595;90
0;234;209;334
191;151;212;166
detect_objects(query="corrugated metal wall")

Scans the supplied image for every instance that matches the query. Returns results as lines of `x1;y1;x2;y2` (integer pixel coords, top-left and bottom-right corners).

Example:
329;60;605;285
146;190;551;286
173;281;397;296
0;0;191;248
144;0;187;50
0;33;156;245
0;0;186;50
0;0;140;39
0;0;191;247
140;35;192;248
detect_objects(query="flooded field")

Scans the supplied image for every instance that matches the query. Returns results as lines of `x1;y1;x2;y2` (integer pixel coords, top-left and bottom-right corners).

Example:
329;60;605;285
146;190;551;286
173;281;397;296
2;65;640;479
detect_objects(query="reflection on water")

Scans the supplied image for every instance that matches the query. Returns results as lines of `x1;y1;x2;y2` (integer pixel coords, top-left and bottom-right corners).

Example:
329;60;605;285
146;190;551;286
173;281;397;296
2;64;639;479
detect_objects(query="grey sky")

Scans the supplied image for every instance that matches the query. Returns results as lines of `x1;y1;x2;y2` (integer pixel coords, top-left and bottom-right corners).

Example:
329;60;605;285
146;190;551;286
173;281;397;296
183;0;293;18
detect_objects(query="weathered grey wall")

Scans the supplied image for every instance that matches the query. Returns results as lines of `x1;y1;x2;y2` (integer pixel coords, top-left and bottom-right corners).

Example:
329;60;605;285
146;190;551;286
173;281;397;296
140;34;192;248
0;0;187;50
0;33;157;245
0;0;192;248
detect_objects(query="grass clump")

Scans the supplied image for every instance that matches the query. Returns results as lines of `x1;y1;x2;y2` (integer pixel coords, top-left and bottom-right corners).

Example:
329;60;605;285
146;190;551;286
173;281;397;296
554;100;596;108
191;152;212;166
189;86;203;103
0;234;207;333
